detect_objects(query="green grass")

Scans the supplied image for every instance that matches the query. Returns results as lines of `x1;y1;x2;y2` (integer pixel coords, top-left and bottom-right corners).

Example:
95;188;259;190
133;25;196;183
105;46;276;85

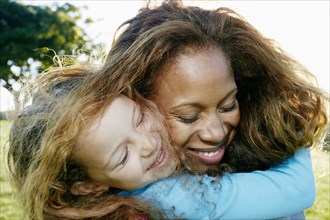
0;121;24;219
305;148;330;220
0;120;329;219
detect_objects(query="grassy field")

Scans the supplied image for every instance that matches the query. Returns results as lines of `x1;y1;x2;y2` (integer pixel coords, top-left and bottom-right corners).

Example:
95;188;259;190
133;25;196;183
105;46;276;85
1;120;329;219
0;121;24;219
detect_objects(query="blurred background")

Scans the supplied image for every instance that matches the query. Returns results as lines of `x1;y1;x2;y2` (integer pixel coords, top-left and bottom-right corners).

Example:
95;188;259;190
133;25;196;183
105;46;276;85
0;0;329;219
1;0;329;115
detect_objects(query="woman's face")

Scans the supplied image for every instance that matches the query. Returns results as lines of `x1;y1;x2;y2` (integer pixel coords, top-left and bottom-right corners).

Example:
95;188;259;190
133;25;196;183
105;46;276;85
152;48;240;165
75;95;177;190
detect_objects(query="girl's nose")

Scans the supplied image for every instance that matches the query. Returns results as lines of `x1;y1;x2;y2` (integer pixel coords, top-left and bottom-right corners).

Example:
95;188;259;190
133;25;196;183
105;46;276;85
134;132;157;158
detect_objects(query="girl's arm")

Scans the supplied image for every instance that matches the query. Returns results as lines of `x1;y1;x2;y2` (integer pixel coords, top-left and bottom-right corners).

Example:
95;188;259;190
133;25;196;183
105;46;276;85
121;149;315;219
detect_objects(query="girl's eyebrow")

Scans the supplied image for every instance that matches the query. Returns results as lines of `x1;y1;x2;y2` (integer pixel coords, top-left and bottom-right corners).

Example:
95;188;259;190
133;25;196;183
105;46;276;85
132;103;137;124
171;88;238;110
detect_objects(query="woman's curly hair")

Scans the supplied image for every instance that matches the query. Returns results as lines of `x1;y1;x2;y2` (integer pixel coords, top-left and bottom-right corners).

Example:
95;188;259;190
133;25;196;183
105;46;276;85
104;0;328;174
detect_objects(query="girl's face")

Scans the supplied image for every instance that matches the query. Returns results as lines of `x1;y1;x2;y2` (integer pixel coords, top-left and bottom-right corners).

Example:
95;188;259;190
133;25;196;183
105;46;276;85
152;48;240;165
75;95;177;190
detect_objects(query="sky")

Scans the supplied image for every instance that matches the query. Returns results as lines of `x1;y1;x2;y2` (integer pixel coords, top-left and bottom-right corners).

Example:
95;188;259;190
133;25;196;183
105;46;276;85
1;0;329;111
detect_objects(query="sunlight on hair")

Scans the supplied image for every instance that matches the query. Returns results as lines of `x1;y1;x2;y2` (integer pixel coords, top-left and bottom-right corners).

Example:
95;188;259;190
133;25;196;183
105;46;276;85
11;45;107;114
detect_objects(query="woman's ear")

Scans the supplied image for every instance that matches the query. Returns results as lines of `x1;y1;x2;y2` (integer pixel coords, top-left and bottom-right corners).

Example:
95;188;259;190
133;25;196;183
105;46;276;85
70;181;109;196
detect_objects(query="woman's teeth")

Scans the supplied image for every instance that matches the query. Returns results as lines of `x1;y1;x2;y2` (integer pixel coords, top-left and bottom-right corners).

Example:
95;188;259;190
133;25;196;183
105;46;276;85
198;149;221;158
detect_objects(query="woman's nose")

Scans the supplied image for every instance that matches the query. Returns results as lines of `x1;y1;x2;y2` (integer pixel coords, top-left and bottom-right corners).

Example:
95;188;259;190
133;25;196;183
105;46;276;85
198;114;226;144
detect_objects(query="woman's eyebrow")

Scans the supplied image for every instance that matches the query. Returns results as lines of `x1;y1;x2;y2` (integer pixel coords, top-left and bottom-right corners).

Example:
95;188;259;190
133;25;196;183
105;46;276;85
170;102;203;111
170;88;238;111
218;88;238;105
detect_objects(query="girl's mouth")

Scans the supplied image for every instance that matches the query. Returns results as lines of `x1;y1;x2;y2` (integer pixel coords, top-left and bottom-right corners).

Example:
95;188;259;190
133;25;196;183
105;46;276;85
189;146;225;164
148;145;167;170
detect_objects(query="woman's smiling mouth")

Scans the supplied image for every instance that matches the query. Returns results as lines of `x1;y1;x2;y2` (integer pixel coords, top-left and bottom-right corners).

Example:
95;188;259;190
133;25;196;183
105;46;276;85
189;145;225;164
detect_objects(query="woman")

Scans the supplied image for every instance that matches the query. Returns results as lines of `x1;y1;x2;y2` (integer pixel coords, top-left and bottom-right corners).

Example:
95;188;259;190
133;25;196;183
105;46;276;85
105;0;327;176
101;0;328;218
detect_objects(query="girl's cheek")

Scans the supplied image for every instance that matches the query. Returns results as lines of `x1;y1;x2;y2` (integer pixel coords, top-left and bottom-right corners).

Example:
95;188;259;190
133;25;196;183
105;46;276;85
145;110;162;132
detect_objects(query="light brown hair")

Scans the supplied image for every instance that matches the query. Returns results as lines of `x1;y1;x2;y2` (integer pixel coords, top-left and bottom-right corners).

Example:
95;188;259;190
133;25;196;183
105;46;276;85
7;66;165;219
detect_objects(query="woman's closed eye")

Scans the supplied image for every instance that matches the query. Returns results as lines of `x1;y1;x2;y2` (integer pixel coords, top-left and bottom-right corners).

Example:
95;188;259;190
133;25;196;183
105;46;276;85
219;101;238;113
178;115;199;124
115;147;129;169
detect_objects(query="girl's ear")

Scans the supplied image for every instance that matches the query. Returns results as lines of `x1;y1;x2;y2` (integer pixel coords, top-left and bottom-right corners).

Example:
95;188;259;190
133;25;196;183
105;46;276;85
70;181;109;196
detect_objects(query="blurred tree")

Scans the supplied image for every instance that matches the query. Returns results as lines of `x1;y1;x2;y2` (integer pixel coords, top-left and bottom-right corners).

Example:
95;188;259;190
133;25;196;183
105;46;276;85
0;0;96;89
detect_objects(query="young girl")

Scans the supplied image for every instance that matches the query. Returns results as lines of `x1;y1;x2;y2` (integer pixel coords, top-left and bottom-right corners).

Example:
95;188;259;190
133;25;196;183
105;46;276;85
7;63;323;220
8;66;174;219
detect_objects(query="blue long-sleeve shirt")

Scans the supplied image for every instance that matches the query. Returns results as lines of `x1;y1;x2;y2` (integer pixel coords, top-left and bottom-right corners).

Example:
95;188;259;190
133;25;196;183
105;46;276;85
120;149;315;219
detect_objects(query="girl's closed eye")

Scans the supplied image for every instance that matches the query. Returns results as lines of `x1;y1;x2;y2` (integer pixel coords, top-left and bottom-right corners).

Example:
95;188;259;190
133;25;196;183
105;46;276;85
115;147;129;169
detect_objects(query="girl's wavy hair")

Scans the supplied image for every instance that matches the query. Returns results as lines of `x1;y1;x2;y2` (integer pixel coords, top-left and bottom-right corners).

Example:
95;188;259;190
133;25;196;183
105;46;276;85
7;66;164;219
101;0;329;174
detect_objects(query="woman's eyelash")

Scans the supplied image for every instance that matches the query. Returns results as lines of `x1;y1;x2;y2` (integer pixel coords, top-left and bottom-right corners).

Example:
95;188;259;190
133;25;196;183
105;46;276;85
116;147;129;168
220;102;237;112
178;115;199;124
